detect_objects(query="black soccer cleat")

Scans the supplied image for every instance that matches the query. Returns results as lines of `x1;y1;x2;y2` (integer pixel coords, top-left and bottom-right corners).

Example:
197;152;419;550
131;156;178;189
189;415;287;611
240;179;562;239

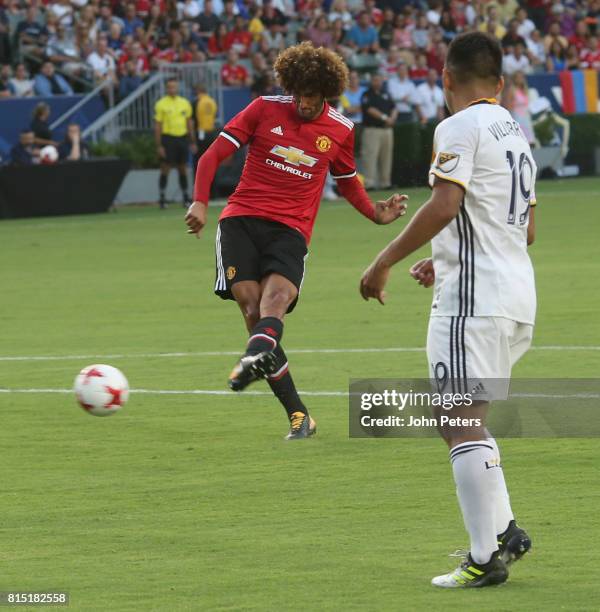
432;551;508;588
228;351;277;392
285;411;317;441
498;520;532;566
159;196;167;209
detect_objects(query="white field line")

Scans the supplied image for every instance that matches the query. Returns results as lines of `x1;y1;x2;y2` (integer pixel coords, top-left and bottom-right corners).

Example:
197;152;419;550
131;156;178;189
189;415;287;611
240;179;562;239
0;388;598;399
0;345;599;363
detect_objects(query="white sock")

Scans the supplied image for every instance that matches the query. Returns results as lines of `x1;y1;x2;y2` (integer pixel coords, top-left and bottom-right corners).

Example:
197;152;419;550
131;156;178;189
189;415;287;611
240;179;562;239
487;436;514;535
450;440;500;565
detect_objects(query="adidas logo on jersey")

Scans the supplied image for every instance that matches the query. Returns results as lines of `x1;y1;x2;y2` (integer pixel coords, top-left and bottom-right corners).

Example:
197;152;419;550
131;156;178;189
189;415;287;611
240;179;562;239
270;125;284;135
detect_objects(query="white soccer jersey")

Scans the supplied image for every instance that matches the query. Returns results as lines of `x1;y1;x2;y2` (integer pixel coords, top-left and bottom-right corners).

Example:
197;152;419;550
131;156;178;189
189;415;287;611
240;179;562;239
428;100;537;325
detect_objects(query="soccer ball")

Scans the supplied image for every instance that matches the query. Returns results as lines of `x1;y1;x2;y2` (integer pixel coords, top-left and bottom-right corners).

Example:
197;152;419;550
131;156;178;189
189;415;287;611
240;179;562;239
74;364;129;416
40;145;59;164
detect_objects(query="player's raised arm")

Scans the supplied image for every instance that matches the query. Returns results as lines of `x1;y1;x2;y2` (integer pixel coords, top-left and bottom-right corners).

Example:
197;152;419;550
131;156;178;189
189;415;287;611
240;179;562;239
332;129;408;225
359;178;463;303
186;98;264;237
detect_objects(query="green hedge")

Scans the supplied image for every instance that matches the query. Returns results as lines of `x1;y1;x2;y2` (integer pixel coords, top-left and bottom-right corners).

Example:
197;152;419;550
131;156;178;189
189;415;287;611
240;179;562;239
89;133;158;169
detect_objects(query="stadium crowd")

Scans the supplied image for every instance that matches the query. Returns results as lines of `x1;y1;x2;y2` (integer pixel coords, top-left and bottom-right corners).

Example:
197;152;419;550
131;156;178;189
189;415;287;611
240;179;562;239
1;0;599;172
0;0;598;102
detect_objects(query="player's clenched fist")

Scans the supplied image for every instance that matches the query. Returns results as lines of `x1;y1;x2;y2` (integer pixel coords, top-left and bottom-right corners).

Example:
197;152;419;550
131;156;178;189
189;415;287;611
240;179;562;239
185;201;207;238
359;261;390;305
409;257;435;288
374;193;409;225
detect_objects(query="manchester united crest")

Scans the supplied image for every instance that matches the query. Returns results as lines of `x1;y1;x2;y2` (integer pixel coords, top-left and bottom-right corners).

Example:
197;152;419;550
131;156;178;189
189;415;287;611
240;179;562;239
315;135;332;152
226;266;236;280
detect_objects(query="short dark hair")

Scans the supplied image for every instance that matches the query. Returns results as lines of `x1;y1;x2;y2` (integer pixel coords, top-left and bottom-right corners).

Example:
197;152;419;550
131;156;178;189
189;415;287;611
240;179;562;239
446;32;502;85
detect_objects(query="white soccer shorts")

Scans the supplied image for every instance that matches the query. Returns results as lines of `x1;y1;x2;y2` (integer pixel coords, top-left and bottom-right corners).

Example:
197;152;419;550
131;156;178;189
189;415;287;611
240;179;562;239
426;316;533;398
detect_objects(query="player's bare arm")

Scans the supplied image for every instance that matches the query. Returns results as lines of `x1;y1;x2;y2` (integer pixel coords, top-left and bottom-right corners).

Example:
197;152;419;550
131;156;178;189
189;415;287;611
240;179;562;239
527;206;535;245
360;179;463;303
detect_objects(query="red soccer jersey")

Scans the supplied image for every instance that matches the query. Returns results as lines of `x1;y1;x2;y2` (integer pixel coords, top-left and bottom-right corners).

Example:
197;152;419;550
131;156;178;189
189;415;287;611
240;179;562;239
213;95;358;243
221;63;249;85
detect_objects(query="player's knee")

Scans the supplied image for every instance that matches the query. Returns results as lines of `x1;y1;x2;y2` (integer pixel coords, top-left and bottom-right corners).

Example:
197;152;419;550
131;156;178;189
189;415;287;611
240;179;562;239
240;301;260;329
262;287;296;313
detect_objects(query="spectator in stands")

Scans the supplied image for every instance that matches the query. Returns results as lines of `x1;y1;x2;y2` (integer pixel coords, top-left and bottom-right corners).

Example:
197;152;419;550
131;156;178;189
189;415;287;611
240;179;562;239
496;0;519;25
118;60;142;98
516;7;536;41
34;61;73;96
426;40;447;75
247;6;265;43
479;5;506;39
347;11;379;55
196;0;220;41
122;3;144;37
544;21;568;53
46;24;86;77
179;0;201;21
0;63;12;98
502;19;527;49
261;0;288;34
9;63;34;97
220;49;250;86
527;30;546;69
503;42;532;75
96;3;124;34
503;71;535;145
225;15;253;57
340;70;365;123
154;77;195;208
409;51;429;79
329;0;353;30
580;35;600;69
10;130;39;165
394;13;414;50
143;4;167;39
262;19;286;51
16;6;48;61
220;0;239;30
387;61;418;124
306;15;333;48
118;40;149;77
208;22;229;58
107;22;125;57
546;39;567;71
360;73;396;190
378;8;395;51
416;68;444;124
331;18;352;59
49;0;74;29
87;36;117;86
439;9;457;43
426;0;443;26
31;102;56;147
565;43;581;70
58;123;89;160
412;14;430;50
569;20;589;51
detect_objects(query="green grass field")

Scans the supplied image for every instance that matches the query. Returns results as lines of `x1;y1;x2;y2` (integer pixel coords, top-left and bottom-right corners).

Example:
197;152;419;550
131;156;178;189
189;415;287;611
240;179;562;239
1;177;600;611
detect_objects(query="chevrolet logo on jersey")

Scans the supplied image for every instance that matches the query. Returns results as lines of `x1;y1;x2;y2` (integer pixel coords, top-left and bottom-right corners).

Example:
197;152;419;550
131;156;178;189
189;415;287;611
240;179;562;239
270;145;318;168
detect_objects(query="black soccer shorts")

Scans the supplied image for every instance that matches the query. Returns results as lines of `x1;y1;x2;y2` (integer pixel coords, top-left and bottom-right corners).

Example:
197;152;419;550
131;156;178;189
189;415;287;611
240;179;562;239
161;135;189;165
214;216;308;313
